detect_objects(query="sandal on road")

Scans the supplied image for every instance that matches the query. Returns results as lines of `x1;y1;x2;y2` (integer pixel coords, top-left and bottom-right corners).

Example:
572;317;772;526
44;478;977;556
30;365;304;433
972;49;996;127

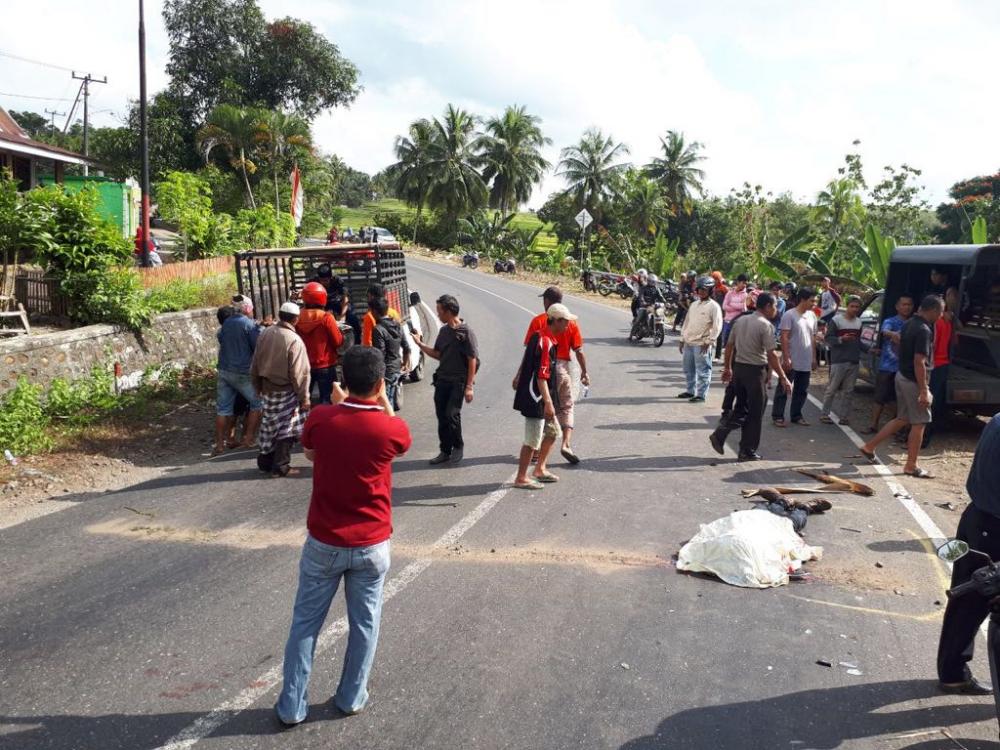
534;472;560;483
772;418;787;428
859;447;877;463
819;415;834;424
905;467;935;479
513;480;544;490
792;418;811;427
560;447;580;465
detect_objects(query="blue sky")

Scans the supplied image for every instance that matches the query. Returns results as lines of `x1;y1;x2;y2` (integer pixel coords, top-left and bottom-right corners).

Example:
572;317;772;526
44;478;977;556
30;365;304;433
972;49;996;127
2;0;998;208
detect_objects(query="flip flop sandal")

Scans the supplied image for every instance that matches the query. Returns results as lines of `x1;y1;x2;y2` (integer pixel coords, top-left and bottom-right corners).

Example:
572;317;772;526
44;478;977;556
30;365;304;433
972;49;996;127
560;447;580;465
513;480;544;490
819;416;834;424
534;473;560;483
838;419;851;426
905;468;935;479
210;446;226;457
792;419;811;426
859;448;877;463
861;427;877;435
772;419;787;428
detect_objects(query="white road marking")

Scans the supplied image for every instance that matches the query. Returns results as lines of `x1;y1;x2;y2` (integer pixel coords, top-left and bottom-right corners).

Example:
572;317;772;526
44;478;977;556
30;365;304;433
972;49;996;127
410;262;535;315
155;473;518;750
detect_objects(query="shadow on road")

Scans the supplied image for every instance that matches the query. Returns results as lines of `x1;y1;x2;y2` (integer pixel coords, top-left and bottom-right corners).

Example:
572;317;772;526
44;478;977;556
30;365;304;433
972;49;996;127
617;680;996;750
595;421;707;432
868;538;932;555
391;454;513;474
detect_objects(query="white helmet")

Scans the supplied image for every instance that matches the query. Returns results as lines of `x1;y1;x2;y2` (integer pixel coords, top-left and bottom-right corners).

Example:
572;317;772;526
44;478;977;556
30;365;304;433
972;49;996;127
647;273;659;284
637;268;648;278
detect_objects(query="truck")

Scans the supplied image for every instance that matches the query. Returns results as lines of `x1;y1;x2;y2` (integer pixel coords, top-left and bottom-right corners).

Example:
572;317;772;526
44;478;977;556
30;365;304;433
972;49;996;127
234;241;432;384
857;244;1000;415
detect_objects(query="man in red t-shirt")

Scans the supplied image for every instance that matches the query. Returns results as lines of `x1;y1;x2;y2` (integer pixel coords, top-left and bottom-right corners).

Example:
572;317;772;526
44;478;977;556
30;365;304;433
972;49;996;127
276;347;411;726
519;286;590;463
925;291;957;447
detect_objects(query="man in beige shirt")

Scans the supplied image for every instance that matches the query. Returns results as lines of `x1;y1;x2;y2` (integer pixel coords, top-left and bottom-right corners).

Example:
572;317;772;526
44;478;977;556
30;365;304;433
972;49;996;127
250;301;311;477
678;275;724;403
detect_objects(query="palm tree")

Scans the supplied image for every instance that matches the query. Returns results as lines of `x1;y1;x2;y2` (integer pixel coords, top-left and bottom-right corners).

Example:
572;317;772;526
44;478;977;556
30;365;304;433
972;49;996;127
257;111;312;218
623;173;670;238
196;104;266;209
424;105;488;225
478;105;551;216
556;128;630;219
644;130;705;216
391;118;435;243
812;177;866;247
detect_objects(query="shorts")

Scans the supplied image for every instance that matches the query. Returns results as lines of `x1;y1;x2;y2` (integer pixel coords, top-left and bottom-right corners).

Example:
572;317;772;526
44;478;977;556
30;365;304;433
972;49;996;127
894;373;931;425
523;417;562;451
216;369;261;416
874;370;897;405
555;361;574;429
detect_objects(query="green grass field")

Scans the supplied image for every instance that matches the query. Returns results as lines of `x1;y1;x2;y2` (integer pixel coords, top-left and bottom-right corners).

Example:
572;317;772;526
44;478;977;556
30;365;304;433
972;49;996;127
331;199;560;249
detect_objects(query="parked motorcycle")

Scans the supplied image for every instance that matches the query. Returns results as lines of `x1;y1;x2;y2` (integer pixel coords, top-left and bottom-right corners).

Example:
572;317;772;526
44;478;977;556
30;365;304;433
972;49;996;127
462;251;479;269
628;302;667;347
581;269;597;293
938;539;1000;735
615;277;636;299
494;258;516;274
597;274;616;297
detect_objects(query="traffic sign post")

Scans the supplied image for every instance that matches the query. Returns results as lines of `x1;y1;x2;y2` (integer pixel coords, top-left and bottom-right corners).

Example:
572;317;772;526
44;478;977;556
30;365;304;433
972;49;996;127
575;209;593;270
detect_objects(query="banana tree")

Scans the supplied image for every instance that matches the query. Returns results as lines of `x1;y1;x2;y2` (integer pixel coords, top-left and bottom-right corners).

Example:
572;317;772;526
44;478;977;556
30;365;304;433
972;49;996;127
972;215;989;244
456;211;515;258
756;224;812;281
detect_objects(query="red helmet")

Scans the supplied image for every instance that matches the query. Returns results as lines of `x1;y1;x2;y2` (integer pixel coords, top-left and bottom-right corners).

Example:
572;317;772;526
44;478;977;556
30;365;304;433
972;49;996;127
302;281;328;307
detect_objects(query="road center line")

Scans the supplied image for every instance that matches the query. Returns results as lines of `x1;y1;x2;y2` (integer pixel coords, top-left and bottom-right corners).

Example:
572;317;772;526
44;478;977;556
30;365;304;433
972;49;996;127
410;262;537;315
155;473;519;750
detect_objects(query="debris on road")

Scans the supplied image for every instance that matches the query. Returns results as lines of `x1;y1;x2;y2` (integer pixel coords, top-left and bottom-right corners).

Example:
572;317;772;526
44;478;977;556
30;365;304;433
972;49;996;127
677;510;823;588
816;660;833;668
840;527;863;533
936;502;957;511
742;486;842;498
795;468;875;496
3;449;18;466
620;662;631;671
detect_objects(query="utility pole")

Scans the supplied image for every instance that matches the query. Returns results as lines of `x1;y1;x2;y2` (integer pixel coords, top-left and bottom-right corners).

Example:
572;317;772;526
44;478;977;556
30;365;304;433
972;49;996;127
71;71;107;176
138;0;151;267
44;108;65;137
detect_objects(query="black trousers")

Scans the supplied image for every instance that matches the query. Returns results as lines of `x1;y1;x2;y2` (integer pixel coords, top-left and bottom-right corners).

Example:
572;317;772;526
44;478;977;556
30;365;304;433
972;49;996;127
772;369;811;422
924;363;950;444
714;363;767;453
937;504;1000;683
257;437;293;476
434;380;466;454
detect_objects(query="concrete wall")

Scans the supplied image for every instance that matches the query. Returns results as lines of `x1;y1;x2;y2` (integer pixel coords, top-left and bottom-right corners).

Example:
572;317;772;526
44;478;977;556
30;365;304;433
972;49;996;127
0;308;218;394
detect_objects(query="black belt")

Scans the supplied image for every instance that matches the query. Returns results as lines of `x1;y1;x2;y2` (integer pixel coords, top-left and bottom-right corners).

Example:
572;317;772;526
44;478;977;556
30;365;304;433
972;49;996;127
733;362;766;369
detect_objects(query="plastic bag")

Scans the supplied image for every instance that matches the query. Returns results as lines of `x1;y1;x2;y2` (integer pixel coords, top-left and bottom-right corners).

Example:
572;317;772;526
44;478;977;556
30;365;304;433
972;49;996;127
677;510;823;588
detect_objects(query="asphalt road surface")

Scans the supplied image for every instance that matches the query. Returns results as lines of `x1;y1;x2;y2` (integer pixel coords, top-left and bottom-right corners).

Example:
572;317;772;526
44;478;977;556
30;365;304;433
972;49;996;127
2;257;998;750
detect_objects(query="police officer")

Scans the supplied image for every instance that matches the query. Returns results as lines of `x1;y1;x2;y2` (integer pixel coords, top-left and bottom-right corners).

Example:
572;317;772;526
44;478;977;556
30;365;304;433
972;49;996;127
710;292;792;460
936;411;1000;695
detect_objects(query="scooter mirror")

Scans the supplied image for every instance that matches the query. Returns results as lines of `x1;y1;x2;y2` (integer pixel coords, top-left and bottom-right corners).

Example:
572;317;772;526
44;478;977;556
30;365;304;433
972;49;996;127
937;539;970;563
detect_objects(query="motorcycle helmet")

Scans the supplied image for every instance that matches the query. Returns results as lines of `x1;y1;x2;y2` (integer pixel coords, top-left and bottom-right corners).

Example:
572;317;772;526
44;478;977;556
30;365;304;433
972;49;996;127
687;270;696;278
647;273;659;284
637;268;648;278
302;281;328;307
695;275;715;291
783;281;798;294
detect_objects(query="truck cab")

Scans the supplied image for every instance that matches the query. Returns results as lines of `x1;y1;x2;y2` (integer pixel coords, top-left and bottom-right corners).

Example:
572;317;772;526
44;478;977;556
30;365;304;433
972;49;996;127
857;244;1000;415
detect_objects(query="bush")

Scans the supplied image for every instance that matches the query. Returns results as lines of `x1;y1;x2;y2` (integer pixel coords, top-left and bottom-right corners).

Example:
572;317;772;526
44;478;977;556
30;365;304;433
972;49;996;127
371;209;455;249
45;368;117;426
155;171;239;260
145;275;233;313
232;207;297;249
0;378;51;455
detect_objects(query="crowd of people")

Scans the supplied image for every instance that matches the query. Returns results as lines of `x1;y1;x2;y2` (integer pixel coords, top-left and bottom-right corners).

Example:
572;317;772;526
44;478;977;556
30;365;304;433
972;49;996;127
627;265;961;475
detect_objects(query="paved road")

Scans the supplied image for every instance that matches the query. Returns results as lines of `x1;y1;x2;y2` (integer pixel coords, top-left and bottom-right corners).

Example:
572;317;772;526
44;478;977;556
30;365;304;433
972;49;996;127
1;257;997;750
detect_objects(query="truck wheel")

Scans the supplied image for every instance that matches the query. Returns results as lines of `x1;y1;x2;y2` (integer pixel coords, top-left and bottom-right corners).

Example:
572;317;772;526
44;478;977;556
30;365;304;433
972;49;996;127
409;353;425;382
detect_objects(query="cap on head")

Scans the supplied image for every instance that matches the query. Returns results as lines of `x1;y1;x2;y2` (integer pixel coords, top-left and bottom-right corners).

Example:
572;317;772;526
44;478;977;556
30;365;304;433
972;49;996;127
232;294;254;316
280;301;300;316
546;303;578;321
540;286;563;304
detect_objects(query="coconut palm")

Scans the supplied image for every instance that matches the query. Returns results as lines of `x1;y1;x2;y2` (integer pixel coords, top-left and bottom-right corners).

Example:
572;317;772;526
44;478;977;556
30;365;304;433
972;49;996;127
556;128;630;219
478;105;551;216
623;173;670;238
391;118;435;243
644;130;705;216
424;105;488;225
812;177;866;250
196;104;268;209
257;111;312;217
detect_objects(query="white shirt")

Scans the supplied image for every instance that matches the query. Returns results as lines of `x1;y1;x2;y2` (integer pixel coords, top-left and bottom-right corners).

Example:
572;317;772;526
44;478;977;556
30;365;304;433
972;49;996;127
680;298;723;346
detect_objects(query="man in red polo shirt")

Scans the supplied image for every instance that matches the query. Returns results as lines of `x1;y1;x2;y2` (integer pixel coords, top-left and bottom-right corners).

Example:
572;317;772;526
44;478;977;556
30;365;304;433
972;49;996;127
519;286;590;463
275;346;411;726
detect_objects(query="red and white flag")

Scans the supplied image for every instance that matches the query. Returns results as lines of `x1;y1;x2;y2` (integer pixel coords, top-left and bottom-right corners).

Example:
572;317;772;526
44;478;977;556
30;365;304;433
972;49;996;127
290;165;304;228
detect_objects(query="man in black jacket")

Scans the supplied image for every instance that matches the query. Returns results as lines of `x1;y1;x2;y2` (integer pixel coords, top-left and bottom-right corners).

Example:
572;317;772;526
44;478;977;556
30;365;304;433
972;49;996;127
412;294;479;465
512;303;575;490
370;297;410;410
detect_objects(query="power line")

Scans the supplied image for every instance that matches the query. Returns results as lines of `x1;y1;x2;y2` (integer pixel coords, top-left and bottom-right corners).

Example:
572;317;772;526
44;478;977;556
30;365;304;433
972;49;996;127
0;49;76;73
0;91;76;102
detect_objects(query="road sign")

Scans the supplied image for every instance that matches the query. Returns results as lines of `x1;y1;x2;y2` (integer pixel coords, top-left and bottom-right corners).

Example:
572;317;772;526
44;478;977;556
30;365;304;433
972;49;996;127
575;209;593;230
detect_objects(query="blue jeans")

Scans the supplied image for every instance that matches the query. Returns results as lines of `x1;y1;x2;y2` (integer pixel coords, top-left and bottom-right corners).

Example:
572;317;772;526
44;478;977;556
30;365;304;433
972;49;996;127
216;369;261;415
276;536;391;724
683;344;713;398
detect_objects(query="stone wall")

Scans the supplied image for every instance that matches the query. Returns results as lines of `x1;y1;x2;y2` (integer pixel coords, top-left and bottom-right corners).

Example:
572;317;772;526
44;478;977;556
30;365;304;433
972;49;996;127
0;308;218;394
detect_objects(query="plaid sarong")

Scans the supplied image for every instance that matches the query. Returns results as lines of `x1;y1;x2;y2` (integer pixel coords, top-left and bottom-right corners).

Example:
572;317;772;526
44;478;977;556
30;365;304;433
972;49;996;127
258;390;303;453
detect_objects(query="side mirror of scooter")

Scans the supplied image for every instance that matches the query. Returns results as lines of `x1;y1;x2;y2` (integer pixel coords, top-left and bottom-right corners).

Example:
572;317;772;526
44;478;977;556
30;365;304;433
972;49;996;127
937;539;970;563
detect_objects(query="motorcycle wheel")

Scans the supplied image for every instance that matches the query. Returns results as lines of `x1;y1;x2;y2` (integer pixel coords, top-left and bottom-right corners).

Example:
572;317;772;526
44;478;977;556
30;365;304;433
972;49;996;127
598;282;613;297
470;259;478;269
653;327;665;347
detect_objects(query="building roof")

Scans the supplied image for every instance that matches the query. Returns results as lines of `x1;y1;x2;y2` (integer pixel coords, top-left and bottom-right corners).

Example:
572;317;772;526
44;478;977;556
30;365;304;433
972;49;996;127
0;106;93;165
